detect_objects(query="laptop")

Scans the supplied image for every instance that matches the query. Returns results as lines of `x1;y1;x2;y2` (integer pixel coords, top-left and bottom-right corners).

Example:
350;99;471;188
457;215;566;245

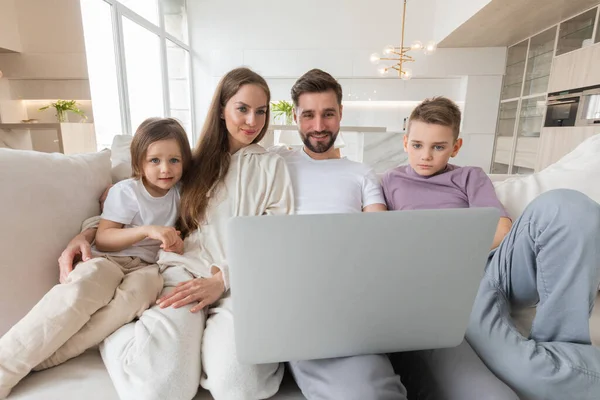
227;208;499;364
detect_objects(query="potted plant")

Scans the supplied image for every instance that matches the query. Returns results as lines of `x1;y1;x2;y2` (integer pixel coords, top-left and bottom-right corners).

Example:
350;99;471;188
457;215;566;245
39;100;87;123
271;100;294;125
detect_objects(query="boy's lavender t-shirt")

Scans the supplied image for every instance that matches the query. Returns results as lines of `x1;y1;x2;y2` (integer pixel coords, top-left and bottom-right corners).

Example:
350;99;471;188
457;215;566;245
382;164;509;218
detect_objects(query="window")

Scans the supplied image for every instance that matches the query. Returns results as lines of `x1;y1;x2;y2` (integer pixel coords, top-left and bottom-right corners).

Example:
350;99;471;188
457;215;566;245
122;16;164;132
166;40;191;135
80;0;122;150
80;0;193;150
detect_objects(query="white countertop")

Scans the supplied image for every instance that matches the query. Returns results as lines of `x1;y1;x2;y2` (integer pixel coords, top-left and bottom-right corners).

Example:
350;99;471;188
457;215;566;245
269;124;387;132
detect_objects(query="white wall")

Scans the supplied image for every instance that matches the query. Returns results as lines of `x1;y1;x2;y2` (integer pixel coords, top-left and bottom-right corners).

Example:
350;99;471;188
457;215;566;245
0;0;89;80
0;0;92;144
452;75;502;170
0;0;92;126
0;0;22;53
187;0;506;171
433;0;491;44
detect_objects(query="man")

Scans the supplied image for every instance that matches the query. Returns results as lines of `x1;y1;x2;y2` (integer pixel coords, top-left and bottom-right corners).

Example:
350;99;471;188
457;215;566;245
269;69;407;400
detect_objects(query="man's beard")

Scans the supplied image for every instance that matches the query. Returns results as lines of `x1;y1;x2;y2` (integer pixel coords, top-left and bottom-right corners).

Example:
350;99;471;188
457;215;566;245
300;130;338;153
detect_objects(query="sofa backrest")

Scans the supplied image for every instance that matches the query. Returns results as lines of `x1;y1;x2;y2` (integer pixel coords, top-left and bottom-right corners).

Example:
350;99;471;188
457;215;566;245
492;134;600;219
110;133;600;220
0;149;112;336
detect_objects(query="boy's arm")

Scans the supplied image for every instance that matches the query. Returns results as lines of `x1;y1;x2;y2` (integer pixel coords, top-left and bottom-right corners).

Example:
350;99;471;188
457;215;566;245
492;217;512;250
464;168;512;250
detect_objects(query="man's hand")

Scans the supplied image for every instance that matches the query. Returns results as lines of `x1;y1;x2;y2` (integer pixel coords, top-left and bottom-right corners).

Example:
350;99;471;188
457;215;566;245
58;231;93;283
145;226;182;251
157;272;225;313
99;184;113;212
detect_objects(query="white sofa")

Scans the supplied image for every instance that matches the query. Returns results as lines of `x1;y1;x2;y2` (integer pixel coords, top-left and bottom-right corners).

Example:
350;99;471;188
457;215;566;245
1;134;599;399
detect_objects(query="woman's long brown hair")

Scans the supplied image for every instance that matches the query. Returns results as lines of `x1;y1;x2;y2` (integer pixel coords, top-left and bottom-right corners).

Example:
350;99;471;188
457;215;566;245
178;67;271;237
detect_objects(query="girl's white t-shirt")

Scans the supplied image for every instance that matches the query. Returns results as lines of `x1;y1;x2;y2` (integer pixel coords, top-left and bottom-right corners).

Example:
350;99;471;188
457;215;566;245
92;178;180;263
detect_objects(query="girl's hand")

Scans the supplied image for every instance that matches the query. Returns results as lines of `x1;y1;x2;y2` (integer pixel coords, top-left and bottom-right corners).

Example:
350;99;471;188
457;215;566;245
157;273;225;313
145;226;181;250
162;236;184;254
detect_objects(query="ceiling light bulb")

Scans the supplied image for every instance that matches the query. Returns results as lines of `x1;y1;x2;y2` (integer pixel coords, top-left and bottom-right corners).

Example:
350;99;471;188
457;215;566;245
370;53;381;64
383;45;395;55
425;41;437;53
401;68;413;80
378;66;389;75
411;41;423;51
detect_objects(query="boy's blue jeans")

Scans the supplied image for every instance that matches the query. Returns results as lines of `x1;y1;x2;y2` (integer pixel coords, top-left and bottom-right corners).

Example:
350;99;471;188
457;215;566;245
467;189;600;400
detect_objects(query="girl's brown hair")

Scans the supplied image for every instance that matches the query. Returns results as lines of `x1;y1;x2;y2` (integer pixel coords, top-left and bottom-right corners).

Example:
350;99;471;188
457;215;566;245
178;67;271;237
130;117;192;179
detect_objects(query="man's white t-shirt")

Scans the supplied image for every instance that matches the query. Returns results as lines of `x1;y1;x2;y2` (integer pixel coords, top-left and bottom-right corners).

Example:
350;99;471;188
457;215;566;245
92;178;180;263
270;147;385;214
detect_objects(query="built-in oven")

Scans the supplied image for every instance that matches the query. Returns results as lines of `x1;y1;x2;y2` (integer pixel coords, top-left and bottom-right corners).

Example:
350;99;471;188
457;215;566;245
544;89;582;127
577;85;600;126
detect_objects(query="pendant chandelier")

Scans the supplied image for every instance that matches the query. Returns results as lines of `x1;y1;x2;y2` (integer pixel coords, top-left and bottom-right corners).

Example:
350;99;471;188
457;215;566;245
370;0;436;80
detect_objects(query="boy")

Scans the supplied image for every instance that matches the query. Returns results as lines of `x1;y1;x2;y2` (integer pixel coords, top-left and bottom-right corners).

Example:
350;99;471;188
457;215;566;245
383;97;600;400
382;96;512;249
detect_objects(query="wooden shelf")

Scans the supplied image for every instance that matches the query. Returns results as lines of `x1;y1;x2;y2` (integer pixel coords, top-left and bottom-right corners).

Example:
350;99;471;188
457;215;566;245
0;122;97;154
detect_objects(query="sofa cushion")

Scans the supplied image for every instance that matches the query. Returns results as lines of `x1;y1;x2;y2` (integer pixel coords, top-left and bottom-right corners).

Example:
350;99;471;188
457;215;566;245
0;149;112;337
10;349;304;400
493;134;600;219
110;134;133;183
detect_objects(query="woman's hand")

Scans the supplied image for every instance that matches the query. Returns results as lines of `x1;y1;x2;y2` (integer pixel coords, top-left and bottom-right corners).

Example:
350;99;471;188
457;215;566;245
157;272;225;313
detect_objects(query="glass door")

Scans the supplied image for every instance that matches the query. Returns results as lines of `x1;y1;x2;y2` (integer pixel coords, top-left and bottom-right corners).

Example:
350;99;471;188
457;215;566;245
501;40;528;100
513;95;546;174
556;8;597;56
491;100;518;174
523;27;556;97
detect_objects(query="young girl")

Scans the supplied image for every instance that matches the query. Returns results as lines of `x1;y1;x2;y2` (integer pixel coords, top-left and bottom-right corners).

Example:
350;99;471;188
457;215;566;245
0;117;192;399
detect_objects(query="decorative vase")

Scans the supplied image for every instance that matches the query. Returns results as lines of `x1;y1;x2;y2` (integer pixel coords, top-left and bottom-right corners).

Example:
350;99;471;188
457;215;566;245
56;109;69;123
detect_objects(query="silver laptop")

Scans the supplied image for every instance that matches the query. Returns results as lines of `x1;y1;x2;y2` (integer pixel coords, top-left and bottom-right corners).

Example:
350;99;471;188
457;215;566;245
227;208;499;364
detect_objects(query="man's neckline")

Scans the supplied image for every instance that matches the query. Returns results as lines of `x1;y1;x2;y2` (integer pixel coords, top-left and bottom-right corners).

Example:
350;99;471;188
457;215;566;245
301;147;343;161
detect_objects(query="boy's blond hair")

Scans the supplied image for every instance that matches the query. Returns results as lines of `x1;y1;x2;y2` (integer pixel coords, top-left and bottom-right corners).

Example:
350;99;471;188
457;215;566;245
408;96;461;140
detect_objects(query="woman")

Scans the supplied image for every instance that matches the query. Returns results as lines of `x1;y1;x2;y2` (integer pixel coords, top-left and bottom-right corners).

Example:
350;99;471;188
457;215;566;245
77;68;293;400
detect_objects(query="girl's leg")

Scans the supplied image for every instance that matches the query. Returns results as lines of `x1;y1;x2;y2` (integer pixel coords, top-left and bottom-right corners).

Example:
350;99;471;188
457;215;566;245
0;257;123;398
37;263;163;370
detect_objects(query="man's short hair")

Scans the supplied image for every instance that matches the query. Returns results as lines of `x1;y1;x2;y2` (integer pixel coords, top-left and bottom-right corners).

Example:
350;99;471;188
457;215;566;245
291;69;343;107
408;96;462;140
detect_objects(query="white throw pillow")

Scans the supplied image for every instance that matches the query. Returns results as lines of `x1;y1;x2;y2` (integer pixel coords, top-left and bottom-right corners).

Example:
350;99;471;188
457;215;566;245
0;149;111;336
110;134;133;183
494;134;600;219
